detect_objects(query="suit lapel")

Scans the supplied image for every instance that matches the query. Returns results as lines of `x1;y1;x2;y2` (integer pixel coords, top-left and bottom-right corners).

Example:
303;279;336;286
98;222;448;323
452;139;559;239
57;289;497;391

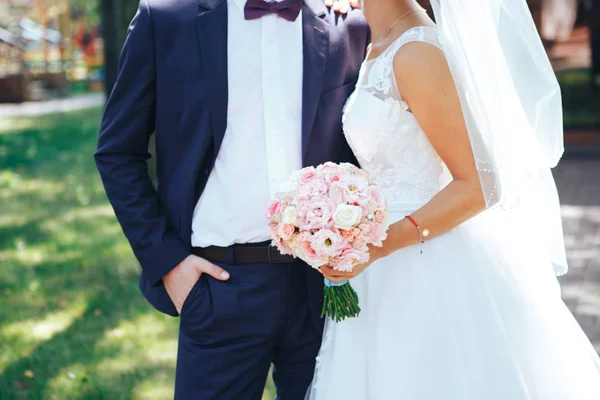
197;0;228;156
301;0;329;162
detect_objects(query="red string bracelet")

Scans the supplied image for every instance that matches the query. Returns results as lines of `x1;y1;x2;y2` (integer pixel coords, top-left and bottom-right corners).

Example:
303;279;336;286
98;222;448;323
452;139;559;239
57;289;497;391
405;215;429;253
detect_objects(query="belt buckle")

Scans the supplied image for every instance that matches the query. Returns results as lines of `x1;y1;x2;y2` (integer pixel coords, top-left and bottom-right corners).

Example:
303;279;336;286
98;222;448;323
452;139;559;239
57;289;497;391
268;246;290;264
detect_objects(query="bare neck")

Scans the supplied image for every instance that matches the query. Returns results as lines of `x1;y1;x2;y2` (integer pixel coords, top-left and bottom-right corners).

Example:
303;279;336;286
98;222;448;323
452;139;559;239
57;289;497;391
364;0;421;47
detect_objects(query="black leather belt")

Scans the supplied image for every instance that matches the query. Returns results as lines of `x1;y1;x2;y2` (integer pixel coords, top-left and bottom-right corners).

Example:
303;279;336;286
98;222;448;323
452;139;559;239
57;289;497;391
192;244;295;264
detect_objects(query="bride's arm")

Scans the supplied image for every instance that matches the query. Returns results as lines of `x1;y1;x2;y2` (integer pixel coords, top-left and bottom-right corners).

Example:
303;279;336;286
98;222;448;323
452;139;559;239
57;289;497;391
376;41;487;257
323;42;486;282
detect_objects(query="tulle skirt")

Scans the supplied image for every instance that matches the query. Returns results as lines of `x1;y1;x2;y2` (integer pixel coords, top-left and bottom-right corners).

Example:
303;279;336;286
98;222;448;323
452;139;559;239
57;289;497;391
307;209;600;400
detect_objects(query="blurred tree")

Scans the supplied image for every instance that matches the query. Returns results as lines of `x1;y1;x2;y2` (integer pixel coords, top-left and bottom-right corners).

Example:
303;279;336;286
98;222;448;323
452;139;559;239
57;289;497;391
100;0;157;181
586;0;600;88
100;0;120;98
100;0;138;97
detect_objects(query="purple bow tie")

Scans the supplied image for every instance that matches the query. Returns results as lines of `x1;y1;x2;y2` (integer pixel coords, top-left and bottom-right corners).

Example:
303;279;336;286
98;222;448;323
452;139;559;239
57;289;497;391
244;0;302;22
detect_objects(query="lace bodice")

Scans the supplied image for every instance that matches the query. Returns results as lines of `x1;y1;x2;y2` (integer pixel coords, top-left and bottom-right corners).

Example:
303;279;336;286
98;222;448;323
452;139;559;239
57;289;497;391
343;26;452;211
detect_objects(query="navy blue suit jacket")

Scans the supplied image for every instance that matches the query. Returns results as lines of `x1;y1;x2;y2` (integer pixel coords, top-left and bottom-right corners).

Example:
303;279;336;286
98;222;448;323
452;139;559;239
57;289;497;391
95;0;369;320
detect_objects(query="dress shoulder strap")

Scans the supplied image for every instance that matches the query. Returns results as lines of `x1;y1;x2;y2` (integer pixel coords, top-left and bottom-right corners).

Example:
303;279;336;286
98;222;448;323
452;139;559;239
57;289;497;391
389;26;443;54
360;26;443;97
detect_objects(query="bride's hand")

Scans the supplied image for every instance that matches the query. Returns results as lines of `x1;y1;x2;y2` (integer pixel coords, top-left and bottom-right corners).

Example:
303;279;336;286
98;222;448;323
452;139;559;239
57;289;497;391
321;245;384;284
324;0;360;14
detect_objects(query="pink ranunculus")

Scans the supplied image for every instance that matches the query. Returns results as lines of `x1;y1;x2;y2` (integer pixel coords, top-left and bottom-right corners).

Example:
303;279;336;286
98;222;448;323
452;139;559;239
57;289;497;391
266;200;282;221
328;181;345;204
340;229;354;240
278;223;296;240
310;229;347;257
319;162;342;183
317;162;339;174
368;186;386;210
335;248;370;272
358;223;372;235
296;197;335;231
297;179;329;199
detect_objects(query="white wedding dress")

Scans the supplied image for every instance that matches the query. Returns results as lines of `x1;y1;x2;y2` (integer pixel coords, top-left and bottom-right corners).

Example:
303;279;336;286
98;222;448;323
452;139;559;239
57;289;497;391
307;27;600;400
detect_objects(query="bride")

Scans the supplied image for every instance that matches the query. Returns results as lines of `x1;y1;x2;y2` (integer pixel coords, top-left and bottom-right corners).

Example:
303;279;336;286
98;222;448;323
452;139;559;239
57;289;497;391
308;0;600;399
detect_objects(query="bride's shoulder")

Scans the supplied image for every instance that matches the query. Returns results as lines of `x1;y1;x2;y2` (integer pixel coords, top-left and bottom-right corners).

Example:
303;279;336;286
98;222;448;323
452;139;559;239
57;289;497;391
392;25;445;74
391;30;451;101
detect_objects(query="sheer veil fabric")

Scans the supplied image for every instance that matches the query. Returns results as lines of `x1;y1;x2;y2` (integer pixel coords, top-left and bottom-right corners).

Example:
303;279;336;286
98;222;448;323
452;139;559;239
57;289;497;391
430;0;568;275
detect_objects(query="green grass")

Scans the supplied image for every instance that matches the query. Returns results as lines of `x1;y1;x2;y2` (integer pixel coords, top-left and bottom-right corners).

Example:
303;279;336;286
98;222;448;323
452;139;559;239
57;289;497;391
556;68;600;128
0;109;276;399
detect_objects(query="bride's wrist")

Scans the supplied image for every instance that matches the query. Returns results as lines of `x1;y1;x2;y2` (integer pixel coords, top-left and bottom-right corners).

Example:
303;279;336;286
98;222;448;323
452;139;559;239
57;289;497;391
383;219;422;254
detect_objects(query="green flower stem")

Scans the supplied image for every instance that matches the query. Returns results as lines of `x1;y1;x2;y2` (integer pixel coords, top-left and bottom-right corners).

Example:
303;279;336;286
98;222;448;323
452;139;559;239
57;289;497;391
321;282;361;322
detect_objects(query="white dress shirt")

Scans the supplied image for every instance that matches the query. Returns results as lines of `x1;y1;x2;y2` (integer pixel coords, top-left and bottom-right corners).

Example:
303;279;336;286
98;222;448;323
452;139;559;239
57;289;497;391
191;0;304;247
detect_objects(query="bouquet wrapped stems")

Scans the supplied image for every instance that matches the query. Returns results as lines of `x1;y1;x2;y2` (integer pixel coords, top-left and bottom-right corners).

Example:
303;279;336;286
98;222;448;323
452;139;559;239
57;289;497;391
321;279;361;322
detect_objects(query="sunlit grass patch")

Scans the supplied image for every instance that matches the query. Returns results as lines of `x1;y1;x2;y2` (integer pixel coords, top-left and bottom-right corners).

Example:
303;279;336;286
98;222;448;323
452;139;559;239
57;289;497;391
0;107;278;399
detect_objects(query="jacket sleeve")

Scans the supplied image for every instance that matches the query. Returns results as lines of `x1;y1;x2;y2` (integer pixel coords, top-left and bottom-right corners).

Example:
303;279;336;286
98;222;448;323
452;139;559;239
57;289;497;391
95;0;189;286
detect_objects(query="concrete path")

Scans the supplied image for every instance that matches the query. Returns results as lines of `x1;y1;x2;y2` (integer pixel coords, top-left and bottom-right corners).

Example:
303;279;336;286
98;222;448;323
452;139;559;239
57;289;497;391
0;92;105;118
555;157;600;351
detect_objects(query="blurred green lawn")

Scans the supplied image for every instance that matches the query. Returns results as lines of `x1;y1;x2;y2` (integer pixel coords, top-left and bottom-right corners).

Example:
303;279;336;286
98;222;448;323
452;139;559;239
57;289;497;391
0;108;276;399
557;68;600;128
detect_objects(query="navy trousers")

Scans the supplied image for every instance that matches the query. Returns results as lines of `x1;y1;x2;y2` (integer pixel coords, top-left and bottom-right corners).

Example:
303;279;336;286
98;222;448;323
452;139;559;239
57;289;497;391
175;258;322;399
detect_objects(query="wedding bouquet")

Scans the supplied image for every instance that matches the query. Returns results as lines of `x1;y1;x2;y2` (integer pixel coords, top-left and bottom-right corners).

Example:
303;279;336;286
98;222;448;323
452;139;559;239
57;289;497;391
267;162;389;322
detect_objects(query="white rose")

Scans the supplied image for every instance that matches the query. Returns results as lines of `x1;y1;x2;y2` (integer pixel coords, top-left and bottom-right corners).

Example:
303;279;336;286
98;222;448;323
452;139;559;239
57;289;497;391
277;179;300;196
333;204;363;230
282;206;298;226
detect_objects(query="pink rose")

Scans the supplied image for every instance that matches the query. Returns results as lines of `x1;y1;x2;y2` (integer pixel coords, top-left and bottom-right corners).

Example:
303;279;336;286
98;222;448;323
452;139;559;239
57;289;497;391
352;232;368;250
301;241;328;267
274;238;294;256
367;223;387;246
269;223;281;240
278;223;296;240
358;223;372;235
374;210;387;224
298;167;317;184
310;229;347;257
266;200;282;221
334;248;370;272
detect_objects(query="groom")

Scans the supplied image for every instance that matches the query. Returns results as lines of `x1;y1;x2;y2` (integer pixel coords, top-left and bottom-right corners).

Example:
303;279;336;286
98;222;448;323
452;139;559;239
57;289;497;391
95;0;368;398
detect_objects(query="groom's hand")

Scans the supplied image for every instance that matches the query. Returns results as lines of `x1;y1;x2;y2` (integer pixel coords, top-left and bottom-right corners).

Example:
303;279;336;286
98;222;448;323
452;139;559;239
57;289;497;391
324;0;360;14
163;255;230;314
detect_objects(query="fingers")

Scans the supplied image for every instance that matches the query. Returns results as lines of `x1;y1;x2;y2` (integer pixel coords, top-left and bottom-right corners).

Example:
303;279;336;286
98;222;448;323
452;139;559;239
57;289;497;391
321;265;354;283
337;0;349;14
197;258;230;281
325;0;353;14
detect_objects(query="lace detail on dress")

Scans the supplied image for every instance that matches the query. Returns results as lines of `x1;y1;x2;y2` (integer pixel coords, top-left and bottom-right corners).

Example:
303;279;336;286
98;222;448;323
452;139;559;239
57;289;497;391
343;26;452;209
